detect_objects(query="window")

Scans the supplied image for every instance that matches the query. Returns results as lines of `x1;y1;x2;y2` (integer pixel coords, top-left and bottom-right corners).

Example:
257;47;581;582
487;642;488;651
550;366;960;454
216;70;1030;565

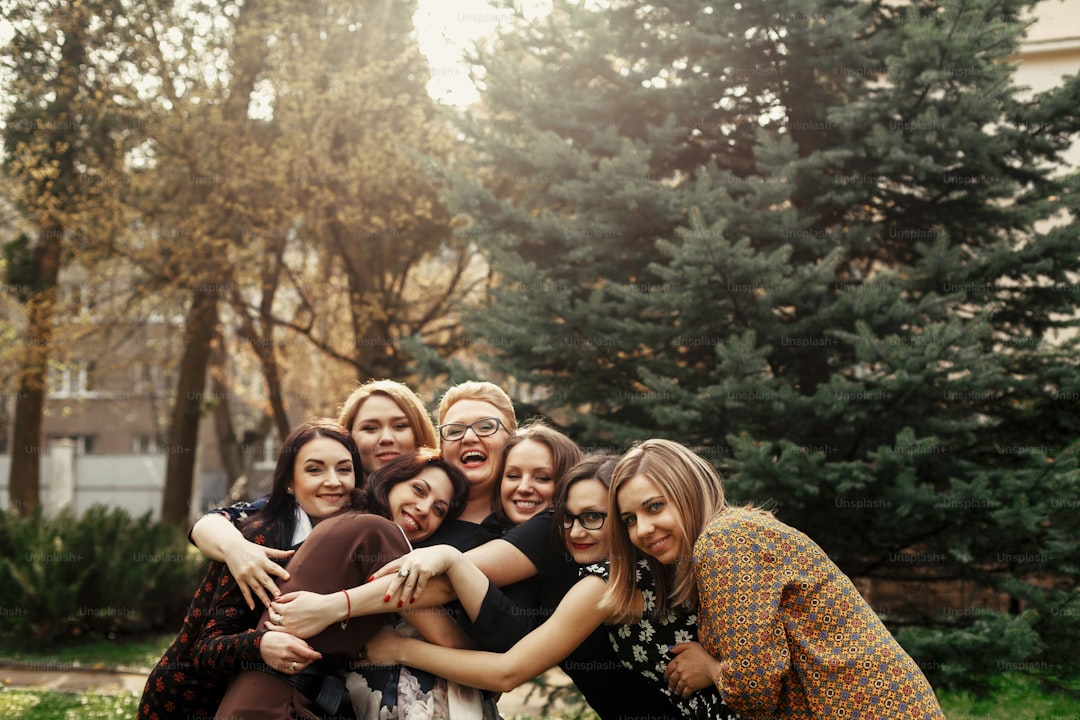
133;434;165;454
46;435;96;455
48;361;100;399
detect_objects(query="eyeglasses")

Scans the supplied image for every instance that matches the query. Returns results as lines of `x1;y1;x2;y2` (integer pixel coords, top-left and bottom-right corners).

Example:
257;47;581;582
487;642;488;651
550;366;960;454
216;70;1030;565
562;510;608;531
438;417;506;442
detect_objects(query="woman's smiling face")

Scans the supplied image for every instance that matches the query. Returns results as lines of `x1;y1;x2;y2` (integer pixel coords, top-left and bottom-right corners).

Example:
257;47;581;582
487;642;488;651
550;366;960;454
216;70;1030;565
386;465;455;542
563;478;610;565
616;473;686;566
350;394;418;474
290;436;357;522
439;399;511;500
499;439;556;525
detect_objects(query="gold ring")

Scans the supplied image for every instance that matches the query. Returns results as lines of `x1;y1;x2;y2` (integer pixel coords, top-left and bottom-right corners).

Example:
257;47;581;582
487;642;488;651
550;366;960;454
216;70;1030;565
289;661;298;671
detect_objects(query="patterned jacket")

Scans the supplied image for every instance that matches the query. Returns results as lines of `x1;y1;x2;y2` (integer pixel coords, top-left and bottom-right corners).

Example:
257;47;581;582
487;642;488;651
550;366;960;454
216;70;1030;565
693;508;945;719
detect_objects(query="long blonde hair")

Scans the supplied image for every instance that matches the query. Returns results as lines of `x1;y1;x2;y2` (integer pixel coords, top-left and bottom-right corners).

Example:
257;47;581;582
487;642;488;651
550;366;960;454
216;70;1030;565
601;439;726;621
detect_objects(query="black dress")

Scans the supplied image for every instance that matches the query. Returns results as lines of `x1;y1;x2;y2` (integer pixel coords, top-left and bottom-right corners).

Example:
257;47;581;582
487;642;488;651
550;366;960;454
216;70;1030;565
493;511;683;720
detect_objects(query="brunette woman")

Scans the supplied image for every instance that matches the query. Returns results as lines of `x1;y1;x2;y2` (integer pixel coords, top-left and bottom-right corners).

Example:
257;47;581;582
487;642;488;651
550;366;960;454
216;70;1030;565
211;448;469;719
190;379;441;609
139;421;466;720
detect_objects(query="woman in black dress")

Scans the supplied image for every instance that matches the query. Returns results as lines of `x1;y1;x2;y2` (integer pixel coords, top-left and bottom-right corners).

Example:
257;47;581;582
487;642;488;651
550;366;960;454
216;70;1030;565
363;456;734;719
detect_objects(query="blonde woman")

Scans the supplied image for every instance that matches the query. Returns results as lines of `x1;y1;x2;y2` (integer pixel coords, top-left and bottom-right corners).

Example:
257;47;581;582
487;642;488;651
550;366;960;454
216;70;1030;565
603;439;946;719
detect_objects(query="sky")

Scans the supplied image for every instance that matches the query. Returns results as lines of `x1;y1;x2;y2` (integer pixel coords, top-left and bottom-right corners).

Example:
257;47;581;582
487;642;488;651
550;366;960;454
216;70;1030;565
0;2;548;113
413;0;552;107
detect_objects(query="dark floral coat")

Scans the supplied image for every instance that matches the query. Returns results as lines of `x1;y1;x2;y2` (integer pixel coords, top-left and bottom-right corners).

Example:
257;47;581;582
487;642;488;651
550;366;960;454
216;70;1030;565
137;508;283;720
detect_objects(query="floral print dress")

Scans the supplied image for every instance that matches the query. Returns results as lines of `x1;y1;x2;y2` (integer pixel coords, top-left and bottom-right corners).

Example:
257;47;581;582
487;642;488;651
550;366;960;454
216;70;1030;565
583;560;741;720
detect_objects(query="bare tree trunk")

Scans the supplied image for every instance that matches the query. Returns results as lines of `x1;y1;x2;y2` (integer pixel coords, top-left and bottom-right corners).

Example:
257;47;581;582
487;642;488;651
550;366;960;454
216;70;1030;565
8;226;62;516
212;366;244;491
160;291;217;526
260;345;291;443
210;342;272;502
158;0;266;526
7;4;85;515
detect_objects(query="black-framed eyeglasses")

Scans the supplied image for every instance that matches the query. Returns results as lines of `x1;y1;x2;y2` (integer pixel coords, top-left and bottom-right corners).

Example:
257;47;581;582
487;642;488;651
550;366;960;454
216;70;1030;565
562;510;608;531
438;417;506;442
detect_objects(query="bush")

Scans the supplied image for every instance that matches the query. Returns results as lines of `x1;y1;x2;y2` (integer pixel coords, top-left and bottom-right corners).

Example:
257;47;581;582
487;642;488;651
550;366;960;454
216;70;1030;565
0;505;204;648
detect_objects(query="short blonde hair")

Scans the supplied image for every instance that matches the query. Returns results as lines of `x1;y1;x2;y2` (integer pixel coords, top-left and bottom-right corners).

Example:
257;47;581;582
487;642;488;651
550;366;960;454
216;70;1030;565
436;380;518;432
602;439;726;622
337;379;438;452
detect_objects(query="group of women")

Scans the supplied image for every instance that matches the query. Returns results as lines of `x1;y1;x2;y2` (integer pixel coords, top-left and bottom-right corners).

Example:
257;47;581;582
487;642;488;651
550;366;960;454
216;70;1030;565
137;378;946;720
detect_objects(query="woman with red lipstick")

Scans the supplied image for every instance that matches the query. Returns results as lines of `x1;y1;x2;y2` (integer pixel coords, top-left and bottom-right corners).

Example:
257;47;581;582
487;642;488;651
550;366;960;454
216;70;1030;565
603;439;945;719
138;422;468;720
361;454;736;720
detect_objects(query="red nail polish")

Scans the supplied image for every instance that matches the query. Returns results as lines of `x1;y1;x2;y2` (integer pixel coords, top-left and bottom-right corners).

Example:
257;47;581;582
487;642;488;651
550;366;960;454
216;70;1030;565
397;600;403;608
409;597;415;604
383;595;391;603
366;575;374;583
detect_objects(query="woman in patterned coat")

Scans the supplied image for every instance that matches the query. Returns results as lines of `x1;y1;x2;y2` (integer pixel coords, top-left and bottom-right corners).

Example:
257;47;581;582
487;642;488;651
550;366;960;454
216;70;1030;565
602;439;946;720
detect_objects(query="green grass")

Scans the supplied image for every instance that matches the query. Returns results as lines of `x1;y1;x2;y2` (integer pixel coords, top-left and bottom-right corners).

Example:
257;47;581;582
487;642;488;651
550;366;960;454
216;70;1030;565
938;673;1080;719
3;636;1080;720
1;633;174;673
0;634;165;719
0;689;138;720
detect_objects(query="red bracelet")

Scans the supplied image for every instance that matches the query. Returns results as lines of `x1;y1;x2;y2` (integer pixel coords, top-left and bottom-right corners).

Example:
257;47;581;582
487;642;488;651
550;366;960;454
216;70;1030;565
340;590;351;630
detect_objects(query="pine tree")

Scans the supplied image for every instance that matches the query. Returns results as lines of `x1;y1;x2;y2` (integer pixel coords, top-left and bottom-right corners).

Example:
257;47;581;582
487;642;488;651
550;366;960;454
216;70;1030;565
450;0;1080;690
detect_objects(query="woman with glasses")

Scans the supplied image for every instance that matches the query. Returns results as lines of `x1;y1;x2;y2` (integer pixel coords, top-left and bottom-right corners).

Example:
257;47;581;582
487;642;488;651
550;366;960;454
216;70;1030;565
434;380;518;526
350;419;580;720
360;455;741;720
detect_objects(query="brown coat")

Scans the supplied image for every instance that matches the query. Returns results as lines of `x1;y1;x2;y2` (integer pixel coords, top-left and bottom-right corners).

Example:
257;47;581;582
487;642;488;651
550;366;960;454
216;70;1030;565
215;511;410;720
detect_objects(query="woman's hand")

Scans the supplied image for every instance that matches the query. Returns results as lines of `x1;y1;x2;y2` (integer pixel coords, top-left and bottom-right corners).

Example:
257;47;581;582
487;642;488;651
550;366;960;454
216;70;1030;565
361;627;407;666
369;545;463;607
265;590;344;639
258;629;322;674
664;642;723;698
223;539;294;610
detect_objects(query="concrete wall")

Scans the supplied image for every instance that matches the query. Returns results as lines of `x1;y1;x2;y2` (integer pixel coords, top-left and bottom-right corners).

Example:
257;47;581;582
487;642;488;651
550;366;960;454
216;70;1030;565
0;445;229;522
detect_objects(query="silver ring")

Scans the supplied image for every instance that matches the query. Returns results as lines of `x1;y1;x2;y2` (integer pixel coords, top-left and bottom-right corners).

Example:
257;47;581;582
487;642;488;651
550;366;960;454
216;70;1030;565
289;661;298;671
397;567;410;578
